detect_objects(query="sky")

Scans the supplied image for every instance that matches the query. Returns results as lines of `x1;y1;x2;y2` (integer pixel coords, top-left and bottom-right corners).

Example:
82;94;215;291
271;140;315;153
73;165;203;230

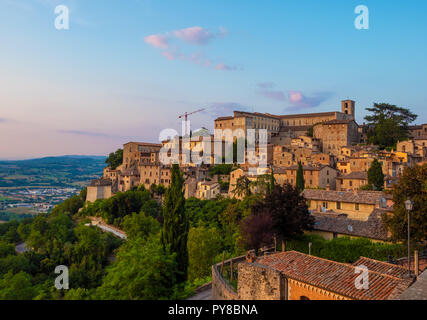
0;0;426;159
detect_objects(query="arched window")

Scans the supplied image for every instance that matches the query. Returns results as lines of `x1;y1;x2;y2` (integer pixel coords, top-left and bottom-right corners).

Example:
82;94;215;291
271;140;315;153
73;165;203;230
300;296;310;300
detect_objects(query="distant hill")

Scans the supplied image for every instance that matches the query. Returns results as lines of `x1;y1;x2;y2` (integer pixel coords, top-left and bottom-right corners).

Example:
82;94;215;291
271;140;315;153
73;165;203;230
0;155;107;188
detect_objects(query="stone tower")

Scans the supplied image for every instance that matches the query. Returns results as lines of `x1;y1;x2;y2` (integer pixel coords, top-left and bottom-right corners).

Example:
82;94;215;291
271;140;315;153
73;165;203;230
341;100;355;120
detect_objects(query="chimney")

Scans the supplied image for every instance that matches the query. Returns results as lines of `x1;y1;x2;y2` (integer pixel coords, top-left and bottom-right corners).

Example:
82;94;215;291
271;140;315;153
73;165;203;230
326;184;330;191
354;189;359;196
246;250;257;263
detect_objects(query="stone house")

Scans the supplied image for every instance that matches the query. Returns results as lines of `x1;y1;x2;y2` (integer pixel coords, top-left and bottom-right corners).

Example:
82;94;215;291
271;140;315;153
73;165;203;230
336;171;368;191
237;251;412;300
274;165;337;190
197;180;221;200
313;119;359;156
302;189;390;221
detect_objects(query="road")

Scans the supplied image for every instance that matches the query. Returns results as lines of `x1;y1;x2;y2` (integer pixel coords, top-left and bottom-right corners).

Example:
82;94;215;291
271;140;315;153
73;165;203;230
187;284;212;300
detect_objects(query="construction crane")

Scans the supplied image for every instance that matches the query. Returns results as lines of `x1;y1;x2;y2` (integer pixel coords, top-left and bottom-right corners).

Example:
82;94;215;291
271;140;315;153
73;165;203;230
178;108;205;136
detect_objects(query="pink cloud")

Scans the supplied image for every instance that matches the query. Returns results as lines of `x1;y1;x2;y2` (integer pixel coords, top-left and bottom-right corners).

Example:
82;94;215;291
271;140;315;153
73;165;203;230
287;91;333;109
144;34;169;49
289;91;304;103
215;63;234;71
144;26;236;71
173;26;225;45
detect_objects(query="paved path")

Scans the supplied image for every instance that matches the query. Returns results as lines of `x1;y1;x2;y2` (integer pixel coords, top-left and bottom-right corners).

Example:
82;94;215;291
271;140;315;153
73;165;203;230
15;242;30;254
187;283;212;300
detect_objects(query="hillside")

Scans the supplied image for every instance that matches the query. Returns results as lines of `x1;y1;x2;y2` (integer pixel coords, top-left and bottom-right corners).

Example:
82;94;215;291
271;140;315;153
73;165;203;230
0;155;106;188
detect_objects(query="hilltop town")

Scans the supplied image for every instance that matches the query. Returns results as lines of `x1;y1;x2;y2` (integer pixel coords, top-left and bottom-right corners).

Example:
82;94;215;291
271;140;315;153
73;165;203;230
87;99;427;244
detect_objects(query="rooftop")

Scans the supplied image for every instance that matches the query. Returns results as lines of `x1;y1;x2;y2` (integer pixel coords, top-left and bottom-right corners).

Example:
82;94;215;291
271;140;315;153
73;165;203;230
255;251;412;300
312;209;390;241
337;171;368;180
303;189;388;205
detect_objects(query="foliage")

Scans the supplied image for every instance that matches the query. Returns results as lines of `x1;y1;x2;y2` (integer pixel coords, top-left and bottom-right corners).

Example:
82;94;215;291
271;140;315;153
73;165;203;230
364;103;417;149
209;164;233;176
0;271;36;300
239;210;274;250
367;158;385;191
161;164;189;283
296;161;305;192
253;184;314;241
286;235;406;263
80;188;160;227
232;175;252;198
123;212;160;241
95;236;177;300
187;225;222;281
383;164;427;243
306;126;314;137
105;149;123;170
51;188;87;217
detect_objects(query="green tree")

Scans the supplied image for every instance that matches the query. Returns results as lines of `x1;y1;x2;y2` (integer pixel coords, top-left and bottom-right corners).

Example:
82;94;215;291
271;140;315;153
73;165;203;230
232;175;252;198
123;212;160;241
306;126;314;137
296;161;305;192
367;159;385;191
0;271;36;300
161;164;189;283
383;164;427;243
105;149;123;170
269;169;276;195
187;225;222;281
364;103;417;149
96;236;177;300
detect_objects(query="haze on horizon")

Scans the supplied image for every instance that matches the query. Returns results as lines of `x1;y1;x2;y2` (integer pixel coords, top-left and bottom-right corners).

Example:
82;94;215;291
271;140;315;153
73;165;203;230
1;0;427;160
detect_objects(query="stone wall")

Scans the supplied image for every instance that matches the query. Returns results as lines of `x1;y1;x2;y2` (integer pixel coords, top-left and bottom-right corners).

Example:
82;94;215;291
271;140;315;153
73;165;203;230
211;257;243;300
238;262;286;300
86;185;112;203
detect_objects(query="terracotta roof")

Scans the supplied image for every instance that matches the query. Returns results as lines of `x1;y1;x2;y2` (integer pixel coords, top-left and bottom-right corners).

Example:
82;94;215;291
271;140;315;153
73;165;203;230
273;165;330;173
255;251;412;300
312;209;390;241
337;171;368;180
278;111;337;119
303;189;387;205
314;119;356;126
124;142;162;147
215;116;234;121
352;257;408;279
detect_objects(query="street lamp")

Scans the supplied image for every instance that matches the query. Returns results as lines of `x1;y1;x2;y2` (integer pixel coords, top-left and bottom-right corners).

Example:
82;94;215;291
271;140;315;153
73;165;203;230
405;199;413;276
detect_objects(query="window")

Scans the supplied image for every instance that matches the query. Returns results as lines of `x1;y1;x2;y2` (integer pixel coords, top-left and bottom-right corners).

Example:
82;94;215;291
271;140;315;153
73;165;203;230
300;296;310;300
337;202;341;209
355;203;359;211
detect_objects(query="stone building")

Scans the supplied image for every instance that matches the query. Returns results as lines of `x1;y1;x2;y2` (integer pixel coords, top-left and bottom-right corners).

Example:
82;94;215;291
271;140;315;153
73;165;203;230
409;123;427;139
310;153;335;167
86;179;113;203
336;171;368;191
237;251;412;300
313;119;360;156
122;142;162;169
197;180;221;200
273;165;337;190
302;189;390;221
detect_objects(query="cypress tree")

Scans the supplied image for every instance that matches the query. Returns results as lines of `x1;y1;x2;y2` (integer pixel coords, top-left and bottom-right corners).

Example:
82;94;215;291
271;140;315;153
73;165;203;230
296;161;305;192
269;169;276;194
368;158;385;191
161;164;189;282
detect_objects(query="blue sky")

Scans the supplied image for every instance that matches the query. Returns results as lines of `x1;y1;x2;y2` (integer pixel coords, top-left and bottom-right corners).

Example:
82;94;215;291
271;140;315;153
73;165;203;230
0;0;426;159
